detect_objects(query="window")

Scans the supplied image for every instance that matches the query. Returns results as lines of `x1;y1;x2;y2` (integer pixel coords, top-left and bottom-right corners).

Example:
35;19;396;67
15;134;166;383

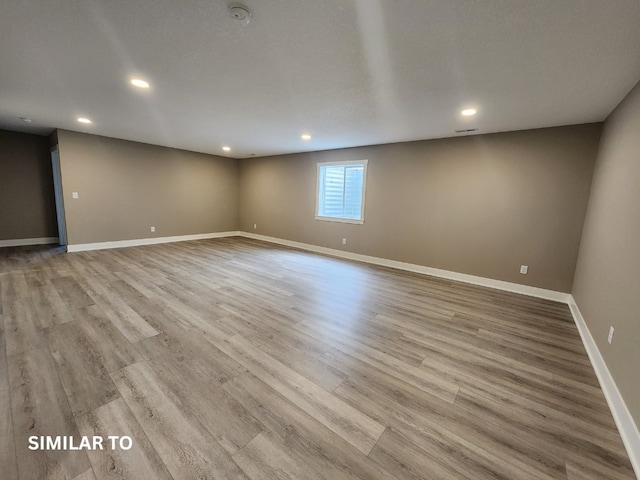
316;160;368;224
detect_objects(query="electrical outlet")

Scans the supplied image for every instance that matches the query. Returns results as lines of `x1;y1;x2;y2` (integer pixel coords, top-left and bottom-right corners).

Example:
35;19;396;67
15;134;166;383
520;265;528;274
150;226;155;232
608;326;615;344
72;192;79;199
342;238;347;245
253;224;257;229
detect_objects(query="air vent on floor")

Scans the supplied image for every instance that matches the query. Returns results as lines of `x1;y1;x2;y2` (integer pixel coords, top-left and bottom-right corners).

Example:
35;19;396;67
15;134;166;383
454;128;478;133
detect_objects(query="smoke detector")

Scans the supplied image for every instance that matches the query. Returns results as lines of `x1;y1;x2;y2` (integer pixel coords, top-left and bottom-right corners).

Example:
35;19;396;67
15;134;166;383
228;3;251;25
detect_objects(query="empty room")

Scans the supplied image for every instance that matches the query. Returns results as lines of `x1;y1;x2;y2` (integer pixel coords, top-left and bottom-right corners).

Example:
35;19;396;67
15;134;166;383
1;1;639;479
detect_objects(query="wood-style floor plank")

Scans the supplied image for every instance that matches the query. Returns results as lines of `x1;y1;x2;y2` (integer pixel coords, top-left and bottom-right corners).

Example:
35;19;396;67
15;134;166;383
135;333;263;455
0;314;18;480
217;334;385;456
370;427;470;480
242;328;346;391
223;372;398;480
0;239;634;480
349;376;563;479
3;297;41;358
454;386;633;480
25;275;74;329
87;293;159;343
74;273;159;343
72;305;142;373
71;469;96;480
9;343;91;479
47;322;120;417
75;398;172;480
294;318;460;403
232;430;326;480
326;349;564;479
111;361;248;480
50;276;95;309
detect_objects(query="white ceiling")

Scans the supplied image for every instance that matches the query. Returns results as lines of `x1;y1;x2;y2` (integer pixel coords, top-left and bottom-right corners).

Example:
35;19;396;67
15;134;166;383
1;1;640;158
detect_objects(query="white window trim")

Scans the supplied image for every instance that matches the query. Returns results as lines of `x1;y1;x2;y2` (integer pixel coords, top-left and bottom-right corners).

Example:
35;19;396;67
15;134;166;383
315;159;368;225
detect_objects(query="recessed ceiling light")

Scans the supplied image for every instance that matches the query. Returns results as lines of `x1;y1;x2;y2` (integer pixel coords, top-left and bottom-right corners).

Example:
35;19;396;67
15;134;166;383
461;108;477;116
77;117;92;124
131;78;150;89
301;134;312;140
222;146;231;152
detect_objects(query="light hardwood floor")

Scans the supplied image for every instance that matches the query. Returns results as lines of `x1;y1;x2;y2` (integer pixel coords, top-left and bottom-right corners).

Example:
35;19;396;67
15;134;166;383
0;238;635;480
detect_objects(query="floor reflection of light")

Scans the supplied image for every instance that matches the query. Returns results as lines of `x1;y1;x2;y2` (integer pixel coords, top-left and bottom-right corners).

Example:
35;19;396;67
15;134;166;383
269;250;375;336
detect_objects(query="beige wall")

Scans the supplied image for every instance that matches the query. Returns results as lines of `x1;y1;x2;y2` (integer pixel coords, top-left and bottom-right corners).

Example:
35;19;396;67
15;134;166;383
56;130;238;245
240;124;601;292
573;81;640;427
0;129;57;241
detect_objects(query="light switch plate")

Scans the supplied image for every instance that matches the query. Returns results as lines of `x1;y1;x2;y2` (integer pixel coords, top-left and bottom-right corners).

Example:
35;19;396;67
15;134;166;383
72;192;79;199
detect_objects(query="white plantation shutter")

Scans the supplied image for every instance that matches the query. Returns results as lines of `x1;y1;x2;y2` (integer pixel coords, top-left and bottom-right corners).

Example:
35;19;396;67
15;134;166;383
316;160;367;223
343;166;363;218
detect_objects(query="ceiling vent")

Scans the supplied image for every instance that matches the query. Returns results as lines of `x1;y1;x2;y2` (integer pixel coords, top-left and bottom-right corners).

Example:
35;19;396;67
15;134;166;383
454;128;478;133
228;3;251;25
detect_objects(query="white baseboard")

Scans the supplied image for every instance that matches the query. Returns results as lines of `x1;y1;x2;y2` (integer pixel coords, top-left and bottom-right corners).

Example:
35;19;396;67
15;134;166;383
67;231;241;252
568;297;640;478
0;236;59;248
237;232;570;303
